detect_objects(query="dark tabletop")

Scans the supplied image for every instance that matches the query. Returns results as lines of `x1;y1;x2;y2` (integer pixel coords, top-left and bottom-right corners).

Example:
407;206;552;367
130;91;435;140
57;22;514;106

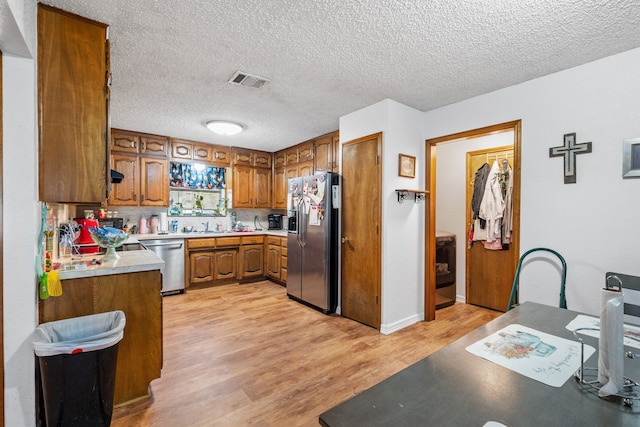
319;302;640;427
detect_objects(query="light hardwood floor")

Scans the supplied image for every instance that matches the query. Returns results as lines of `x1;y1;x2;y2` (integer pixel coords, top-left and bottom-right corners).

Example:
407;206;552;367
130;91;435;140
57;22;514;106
111;281;500;427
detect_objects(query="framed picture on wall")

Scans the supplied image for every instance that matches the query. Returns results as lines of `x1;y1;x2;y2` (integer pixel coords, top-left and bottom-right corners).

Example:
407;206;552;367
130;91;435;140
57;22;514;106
399;154;416;178
623;137;640;178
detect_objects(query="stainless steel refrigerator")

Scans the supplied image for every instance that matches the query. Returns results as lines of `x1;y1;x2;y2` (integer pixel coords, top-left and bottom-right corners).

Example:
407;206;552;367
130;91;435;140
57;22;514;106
287;172;340;313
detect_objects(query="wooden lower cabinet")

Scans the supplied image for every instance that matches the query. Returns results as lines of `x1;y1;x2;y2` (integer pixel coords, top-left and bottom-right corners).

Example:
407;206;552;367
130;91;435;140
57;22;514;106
38;270;162;406
190;252;215;283
281;237;288;284
240;245;264;279
214;249;238;280
266;242;281;280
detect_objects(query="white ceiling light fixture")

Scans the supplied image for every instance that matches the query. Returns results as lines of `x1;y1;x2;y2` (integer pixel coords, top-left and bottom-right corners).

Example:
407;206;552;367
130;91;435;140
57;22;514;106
206;120;244;136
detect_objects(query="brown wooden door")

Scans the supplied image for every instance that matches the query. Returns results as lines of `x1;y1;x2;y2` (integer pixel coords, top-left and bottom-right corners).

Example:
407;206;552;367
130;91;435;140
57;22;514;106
273;167;287;209
298;160;314;177
140;135;168;157
314;134;333;173
466;146;515;311
232;166;253;208
214;250;237;280
253;168;272;208
341;133;381;329
140;157;168;206
38;5;109;203
109;154;139;205
190;252;215;283
241;245;264;278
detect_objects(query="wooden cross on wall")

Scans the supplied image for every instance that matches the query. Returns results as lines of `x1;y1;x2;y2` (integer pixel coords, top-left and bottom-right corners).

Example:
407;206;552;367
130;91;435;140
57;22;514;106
549;133;592;184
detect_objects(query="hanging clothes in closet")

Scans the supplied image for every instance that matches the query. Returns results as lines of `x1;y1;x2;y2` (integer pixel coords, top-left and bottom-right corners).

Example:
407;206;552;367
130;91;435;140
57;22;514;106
471;157;513;250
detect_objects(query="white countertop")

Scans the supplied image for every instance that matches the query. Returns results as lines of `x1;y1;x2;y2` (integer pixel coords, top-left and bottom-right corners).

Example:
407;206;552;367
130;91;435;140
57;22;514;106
134;229;288;240
57;249;164;280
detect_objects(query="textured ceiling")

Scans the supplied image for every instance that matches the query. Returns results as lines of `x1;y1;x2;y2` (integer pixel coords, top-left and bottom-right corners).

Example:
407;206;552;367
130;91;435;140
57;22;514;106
42;0;640;151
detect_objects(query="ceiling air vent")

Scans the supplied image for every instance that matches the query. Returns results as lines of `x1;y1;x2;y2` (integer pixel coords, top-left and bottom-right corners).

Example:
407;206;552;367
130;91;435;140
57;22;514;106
228;71;270;89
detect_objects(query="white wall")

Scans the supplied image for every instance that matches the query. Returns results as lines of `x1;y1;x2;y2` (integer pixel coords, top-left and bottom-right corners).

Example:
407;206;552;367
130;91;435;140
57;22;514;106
3;1;38;425
340;99;425;334
435;131;514;302
425;47;640;316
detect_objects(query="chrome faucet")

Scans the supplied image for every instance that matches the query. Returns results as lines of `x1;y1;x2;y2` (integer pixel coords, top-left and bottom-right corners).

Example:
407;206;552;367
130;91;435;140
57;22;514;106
202;221;210;232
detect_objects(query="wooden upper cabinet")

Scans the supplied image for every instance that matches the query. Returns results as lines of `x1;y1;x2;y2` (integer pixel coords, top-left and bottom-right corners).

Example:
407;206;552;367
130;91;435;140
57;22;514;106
314;134;333;173
170;138;228;166
298;160;314;178
111;130;140;154
232;147;253;166
254;168;272;208
285;147;299;165
298;140;314;162
108;154;139;206
274;150;286;168
272;167;287;209
38;5;109;203
314;131;339;173
253;150;272;169
112;129;168;157
192;144;212;162
210;145;231;166
140;135;169;157
140;157;169;206
171;139;193;160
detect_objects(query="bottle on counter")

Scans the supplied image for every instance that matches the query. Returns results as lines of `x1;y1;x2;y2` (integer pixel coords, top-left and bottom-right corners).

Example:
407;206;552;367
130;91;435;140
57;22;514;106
139;215;148;234
149;215;159;234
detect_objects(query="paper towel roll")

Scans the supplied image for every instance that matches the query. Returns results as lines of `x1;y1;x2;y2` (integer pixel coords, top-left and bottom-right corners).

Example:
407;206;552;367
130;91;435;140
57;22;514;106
597;288;624;397
159;212;168;232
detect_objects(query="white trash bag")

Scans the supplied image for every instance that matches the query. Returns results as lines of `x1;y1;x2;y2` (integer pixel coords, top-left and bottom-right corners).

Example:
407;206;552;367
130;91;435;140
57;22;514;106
33;310;126;357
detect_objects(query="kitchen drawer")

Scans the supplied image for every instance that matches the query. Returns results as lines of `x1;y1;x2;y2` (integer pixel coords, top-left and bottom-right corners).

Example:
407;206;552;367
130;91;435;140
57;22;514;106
187;238;216;249
281;245;288;257
216;236;241;247
280;267;287;283
241;235;264;245
266;236;281;246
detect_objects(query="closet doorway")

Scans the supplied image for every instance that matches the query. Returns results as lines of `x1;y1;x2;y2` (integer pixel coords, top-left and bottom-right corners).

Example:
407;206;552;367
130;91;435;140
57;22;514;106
466;146;515;311
425;120;521;318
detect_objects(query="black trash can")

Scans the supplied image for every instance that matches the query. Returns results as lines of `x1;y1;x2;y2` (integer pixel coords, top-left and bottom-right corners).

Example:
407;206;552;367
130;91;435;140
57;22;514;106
33;311;126;427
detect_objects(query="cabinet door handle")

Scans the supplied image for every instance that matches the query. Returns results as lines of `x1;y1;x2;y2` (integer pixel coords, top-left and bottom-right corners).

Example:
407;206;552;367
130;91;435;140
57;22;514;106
341;236;349;244
131;140;135;148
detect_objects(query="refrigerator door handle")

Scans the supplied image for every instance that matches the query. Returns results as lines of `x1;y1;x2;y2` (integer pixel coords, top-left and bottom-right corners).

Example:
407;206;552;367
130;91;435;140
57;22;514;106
298;197;307;248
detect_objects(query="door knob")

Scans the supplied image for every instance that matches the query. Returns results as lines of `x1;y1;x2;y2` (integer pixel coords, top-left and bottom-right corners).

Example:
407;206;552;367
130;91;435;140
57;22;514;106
341;237;349;244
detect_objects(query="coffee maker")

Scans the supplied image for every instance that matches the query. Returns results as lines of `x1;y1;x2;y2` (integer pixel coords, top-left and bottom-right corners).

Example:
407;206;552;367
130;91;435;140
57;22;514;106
268;214;283;230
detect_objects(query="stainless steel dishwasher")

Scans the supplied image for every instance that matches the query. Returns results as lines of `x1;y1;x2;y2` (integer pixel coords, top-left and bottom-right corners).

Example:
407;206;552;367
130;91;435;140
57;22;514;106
143;238;185;295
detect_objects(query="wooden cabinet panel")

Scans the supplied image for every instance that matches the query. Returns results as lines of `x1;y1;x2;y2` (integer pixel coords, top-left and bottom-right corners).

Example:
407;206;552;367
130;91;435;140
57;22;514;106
314;134;333;173
332;131;340;172
171;140;192;160
39;270;162;405
109;154;139;205
286;147;299;164
253;150;272;169
111;129;140;154
214;249;238;280
192;144;212;162
240;245;264;279
254;168;272;208
266;244;281;279
141;134;169;157
187;238;217;249
241;235;264;245
232;166;253;208
298;141;314;162
273;167;287;209
211;145;231;166
38;5;109;203
286;164;298;181
298;160;314;178
274;150;286;168
216;236;241;246
140;157;169;206
232;147;253;166
190;252;215;283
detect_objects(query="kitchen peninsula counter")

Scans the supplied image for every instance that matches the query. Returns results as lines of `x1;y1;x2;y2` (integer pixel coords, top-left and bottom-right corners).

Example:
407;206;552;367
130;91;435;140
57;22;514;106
39;245;163;407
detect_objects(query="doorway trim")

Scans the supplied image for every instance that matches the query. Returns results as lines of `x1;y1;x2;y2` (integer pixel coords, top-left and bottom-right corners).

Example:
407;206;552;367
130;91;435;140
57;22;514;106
424;120;522;320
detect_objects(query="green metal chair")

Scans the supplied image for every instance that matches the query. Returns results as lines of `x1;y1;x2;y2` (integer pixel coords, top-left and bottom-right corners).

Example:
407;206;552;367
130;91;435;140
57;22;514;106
507;248;567;311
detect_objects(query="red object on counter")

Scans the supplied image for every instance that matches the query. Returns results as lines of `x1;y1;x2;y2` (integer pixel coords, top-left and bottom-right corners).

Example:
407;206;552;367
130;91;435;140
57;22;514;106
75;218;100;244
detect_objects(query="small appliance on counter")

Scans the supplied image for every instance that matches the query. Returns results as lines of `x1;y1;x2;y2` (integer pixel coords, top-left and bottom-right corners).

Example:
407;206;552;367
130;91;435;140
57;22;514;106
74;218;100;254
268;214;283;230
97;217;124;230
